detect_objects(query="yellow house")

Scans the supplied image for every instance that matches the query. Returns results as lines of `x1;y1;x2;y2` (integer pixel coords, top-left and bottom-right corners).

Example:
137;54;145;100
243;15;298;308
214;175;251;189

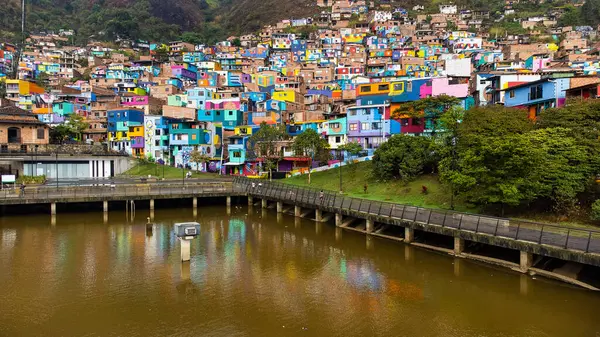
272;90;296;103
6;79;45;96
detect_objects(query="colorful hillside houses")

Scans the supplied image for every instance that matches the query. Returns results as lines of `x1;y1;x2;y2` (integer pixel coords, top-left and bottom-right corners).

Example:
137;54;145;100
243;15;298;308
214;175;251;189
107;108;145;157
9;0;600;178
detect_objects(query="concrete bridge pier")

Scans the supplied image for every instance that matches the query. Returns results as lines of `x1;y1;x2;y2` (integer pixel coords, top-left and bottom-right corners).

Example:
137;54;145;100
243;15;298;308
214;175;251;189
335;227;342;242
262;199;267;209
103;212;108;224
150;209;155;221
316;221;322;234
193;197;198;209
366;236;374;250
520;251;533;272
366;219;374;233
103;200;108;213
295;206;301;217
51;214;56;227
226;196;232;207
248;196;253;206
315;209;323;222
404;227;414;243
180;239;191;262
149;199;154;211
50;202;56;215
335;213;342;227
277;201;283;213
454;237;464;255
453;258;462;277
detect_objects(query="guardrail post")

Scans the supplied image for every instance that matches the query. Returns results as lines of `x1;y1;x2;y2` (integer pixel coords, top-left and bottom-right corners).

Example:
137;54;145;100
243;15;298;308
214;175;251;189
475;217;481;233
493;219;500;236
538;226;544;244
564;229;571;249
515;223;521;240
586;232;592;253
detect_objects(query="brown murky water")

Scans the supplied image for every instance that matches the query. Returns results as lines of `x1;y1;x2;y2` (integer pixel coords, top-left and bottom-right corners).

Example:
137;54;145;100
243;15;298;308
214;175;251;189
1;205;599;337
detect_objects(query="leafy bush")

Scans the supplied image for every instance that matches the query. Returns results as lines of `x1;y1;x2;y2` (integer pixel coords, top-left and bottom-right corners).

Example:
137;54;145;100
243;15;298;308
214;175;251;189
17;175;47;185
591;200;600;221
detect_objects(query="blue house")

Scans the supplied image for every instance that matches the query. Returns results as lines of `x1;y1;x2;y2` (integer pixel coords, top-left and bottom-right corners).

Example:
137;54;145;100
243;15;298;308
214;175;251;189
503;78;569;119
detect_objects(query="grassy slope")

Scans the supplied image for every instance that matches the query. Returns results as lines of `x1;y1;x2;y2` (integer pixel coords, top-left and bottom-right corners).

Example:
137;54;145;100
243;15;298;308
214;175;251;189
284;161;600;229
285;161;476;212
121;162;219;179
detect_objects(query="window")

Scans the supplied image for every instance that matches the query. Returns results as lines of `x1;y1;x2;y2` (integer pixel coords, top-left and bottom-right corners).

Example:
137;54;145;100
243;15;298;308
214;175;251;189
361;122;371;130
393;82;404;91
191;134;197;140
349;123;358;131
407;81;413;92
216;111;221;116
362;109;370;115
233;151;242;158
401;118;409;126
37;128;45;139
228;111;233;116
155;129;161;136
335;136;341;143
509;90;515;98
330;122;340;128
372;122;381;130
530;85;543;100
480;79;487;84
349;109;357;116
411;118;422;126
360;86;372;93
172;124;180;129
155;140;160;146
378;84;389;91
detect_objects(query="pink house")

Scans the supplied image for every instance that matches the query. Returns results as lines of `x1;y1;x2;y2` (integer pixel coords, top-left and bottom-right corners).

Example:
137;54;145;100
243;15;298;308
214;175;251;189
420;77;469;98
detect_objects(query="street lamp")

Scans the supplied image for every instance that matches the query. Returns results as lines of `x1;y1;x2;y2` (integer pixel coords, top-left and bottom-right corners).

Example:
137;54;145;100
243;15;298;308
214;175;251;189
337;148;343;194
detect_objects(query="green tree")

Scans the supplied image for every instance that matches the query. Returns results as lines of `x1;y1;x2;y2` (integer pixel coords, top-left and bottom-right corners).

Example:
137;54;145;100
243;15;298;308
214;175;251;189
65;114;89;142
250;122;287;180
591;200;600;221
439;106;536;214
0;80;6;99
582;0;600;25
526;128;590;214
537;100;600;175
392;95;461;137
558;5;583;27
153;45;170;63
190;148;211;172
232;38;242;47
181;32;203;45
338;141;363;163
372;134;435;182
292;128;330;184
50;124;74;144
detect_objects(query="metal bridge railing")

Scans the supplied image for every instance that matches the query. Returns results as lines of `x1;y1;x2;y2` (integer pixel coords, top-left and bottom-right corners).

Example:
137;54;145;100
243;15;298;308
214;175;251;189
0;182;234;201
233;177;600;254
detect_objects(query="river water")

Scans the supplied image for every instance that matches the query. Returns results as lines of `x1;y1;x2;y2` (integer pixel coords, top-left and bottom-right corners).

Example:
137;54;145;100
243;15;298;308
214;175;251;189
1;205;599;336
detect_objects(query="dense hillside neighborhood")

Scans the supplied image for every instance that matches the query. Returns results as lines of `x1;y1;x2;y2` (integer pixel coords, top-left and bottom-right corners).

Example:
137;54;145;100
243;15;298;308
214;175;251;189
0;0;599;181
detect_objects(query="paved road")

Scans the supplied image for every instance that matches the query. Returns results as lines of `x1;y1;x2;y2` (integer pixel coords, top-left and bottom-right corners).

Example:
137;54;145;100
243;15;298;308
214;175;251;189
239;180;600;255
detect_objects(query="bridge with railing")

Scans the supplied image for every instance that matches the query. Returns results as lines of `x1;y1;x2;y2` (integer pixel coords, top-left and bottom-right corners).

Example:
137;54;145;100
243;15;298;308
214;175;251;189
2;177;600;285
234;177;600;276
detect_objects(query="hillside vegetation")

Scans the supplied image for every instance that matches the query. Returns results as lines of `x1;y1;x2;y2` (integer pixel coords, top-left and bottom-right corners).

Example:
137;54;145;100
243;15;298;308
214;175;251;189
0;0;317;44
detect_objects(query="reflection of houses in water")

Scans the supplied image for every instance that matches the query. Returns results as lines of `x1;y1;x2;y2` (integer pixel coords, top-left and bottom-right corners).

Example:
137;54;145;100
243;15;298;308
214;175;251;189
340;257;423;300
341;258;384;291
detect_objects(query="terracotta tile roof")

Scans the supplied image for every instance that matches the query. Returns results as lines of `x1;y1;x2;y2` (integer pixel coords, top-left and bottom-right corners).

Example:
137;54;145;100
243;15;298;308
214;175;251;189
0;106;46;125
